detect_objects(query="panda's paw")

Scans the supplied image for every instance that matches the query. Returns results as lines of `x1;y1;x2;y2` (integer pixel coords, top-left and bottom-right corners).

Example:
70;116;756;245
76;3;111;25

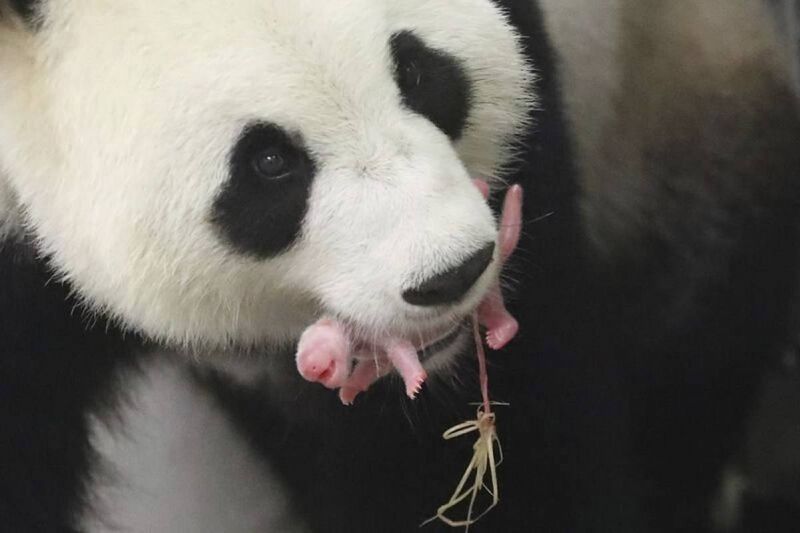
404;373;427;400
478;286;519;351
384;339;428;399
338;387;360;406
498;184;523;261
338;357;392;405
476;183;523;350
296;318;352;389
485;315;519;351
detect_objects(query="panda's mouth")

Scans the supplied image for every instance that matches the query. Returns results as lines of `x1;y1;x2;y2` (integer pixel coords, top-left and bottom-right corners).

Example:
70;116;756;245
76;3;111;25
347;319;468;364
294;184;522;403
346;320;467;362
415;322;468;361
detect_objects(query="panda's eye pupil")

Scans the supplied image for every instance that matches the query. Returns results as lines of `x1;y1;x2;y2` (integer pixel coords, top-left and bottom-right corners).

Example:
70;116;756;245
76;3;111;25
252;149;288;178
401;61;421;91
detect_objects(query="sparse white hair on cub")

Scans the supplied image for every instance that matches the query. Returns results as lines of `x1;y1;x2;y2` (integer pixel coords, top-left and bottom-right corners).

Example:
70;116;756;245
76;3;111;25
0;0;533;354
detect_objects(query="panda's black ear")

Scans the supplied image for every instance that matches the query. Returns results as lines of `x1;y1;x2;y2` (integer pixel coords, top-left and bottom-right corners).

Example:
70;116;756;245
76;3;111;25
2;0;40;25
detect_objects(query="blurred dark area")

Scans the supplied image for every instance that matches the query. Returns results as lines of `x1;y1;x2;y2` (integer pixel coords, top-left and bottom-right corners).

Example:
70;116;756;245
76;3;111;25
707;4;800;531
542;1;800;530
769;0;800;96
722;4;800;528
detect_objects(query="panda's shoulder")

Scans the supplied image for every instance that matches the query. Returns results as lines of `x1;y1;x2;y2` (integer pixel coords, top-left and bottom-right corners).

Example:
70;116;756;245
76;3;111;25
0;239;141;530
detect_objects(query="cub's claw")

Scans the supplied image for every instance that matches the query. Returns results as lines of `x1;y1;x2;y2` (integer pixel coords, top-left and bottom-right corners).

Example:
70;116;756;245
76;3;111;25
298;183;524;402
385;340;428;399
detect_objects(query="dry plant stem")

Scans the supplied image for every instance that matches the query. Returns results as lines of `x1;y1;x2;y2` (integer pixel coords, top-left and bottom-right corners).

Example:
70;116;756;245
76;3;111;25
423;313;502;531
474;313;492;416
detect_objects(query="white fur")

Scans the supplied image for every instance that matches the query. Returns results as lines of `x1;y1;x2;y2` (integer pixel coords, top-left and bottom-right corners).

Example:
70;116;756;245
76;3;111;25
0;0;533;357
0;3;533;530
81;354;306;532
0;14;33;242
0;171;22;241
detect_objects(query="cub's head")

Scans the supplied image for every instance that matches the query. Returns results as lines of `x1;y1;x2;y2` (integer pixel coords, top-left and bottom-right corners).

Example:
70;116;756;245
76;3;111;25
0;0;533;366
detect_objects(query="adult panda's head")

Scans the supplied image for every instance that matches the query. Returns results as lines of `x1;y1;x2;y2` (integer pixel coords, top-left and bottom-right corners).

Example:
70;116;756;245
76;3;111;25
0;1;533;362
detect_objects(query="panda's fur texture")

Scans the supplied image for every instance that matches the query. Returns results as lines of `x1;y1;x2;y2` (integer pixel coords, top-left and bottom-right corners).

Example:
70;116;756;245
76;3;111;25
0;0;532;350
1;1;799;532
0;1;559;531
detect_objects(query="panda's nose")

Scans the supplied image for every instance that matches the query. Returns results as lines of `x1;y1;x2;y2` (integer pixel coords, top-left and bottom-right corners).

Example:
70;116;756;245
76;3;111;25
402;243;495;307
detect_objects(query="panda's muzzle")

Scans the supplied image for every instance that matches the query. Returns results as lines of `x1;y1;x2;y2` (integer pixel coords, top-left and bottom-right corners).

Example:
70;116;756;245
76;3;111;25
401;242;495;307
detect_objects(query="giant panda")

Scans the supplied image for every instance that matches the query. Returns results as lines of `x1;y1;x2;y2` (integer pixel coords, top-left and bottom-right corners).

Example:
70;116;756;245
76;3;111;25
0;1;571;531
1;2;799;533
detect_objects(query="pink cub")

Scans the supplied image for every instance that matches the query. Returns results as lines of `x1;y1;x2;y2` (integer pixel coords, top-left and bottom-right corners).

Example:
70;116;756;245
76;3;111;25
295;181;523;405
295;318;351;389
296;322;427;405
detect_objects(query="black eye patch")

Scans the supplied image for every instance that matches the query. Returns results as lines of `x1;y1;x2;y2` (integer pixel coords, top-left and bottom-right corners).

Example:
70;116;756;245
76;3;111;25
211;123;316;259
6;0;38;23
390;30;473;140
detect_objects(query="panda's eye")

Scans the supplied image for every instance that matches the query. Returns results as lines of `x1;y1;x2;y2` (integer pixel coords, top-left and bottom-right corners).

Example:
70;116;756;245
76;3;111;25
252;148;289;179
212;123;317;258
399;61;422;92
390;30;472;140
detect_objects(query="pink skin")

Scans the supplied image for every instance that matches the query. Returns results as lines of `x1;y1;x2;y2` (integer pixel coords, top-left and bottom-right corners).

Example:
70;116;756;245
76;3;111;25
295;319;351;389
476;183;522;350
338;355;392;405
297;322;426;400
295;182;523;404
478;286;519;350
384;339;428;398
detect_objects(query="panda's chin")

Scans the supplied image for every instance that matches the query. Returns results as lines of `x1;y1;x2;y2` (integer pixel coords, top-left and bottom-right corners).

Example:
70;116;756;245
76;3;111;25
338;315;474;381
413;321;469;362
416;326;472;373
346;318;470;365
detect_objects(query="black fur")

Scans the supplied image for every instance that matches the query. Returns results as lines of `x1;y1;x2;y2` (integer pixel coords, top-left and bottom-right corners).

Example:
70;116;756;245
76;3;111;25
390;31;473;140
4;0;38;24
209;2;800;532
212;123;317;258
0;239;140;532
2;1;799;531
570;11;800;530
206;2;583;532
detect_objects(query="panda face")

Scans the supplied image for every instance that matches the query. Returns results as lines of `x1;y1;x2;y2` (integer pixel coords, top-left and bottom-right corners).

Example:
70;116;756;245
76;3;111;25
0;0;533;354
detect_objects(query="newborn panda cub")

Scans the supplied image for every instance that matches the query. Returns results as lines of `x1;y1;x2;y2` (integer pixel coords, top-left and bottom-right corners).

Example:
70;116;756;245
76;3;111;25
0;0;535;530
297;182;523;404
